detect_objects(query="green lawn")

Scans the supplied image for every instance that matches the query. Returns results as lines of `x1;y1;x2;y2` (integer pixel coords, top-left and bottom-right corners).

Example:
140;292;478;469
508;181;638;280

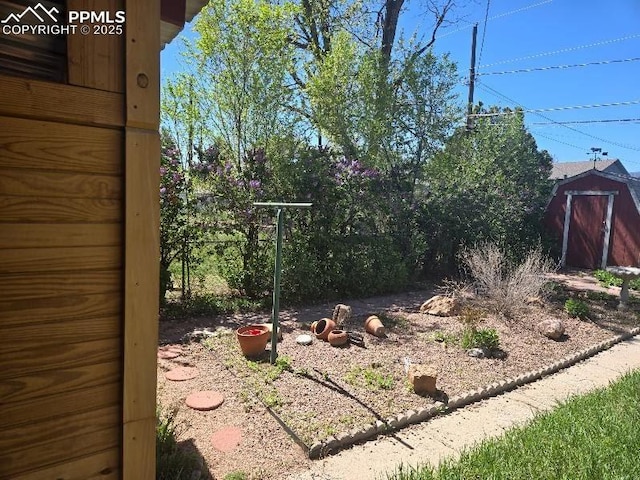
386;369;640;480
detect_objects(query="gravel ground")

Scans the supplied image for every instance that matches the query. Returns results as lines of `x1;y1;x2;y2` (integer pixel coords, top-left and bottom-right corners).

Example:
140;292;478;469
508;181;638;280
157;276;640;480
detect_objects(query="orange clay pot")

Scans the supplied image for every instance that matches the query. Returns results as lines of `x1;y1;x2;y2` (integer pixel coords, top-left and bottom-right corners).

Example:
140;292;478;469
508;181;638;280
236;324;270;358
364;315;386;337
310;320;319;334
314;318;336;341
327;329;349;347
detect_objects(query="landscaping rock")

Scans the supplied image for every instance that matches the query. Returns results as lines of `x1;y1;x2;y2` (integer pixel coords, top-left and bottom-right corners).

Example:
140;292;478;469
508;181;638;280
296;334;313;346
419;295;460;316
467;347;490;358
407;364;437;395
332;304;352;326
490;349;507;359
538;319;565;340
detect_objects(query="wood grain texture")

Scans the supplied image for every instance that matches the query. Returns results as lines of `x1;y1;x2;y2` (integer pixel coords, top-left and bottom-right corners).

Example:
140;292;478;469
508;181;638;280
67;0;125;93
0;116;123;174
123;417;155;480
0;169;121;199
0;224;121;248
0;293;121;327
123;1;161;475
0;196;121;223
0;426;120;479
0;316;120;354
9;449;120;480
0;74;124;128
0;246;121;274
125;0;160;130
0;270;121;301
1;383;120;429
1;406;119;453
123;130;160;425
0;338;121;380
0;362;121;405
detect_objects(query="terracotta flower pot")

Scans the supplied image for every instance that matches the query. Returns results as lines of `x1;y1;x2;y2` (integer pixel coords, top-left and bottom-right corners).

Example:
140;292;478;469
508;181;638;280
310;320;319;334
236;325;270;358
364;315;386;337
327;329;349;347
314;318;336;341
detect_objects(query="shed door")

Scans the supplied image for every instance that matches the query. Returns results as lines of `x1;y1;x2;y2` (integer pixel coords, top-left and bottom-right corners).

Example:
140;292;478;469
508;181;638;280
566;195;608;269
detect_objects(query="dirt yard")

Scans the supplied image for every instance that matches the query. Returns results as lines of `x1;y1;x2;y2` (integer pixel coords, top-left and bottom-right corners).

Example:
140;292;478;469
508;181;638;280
157;272;640;480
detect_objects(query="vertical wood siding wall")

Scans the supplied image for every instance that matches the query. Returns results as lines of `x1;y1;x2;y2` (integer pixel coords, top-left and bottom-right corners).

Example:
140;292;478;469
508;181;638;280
0;1;126;475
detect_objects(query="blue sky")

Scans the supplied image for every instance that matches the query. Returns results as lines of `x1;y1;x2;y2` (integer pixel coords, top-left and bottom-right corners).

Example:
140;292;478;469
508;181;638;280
161;0;640;172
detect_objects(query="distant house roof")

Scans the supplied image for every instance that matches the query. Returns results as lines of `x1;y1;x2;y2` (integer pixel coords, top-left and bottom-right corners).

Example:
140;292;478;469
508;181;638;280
550;159;628;180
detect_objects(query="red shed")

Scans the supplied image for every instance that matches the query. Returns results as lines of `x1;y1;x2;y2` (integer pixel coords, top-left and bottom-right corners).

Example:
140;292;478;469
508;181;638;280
544;170;640;269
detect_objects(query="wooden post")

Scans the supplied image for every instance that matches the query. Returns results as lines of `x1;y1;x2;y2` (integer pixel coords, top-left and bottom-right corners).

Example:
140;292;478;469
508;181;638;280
123;0;160;479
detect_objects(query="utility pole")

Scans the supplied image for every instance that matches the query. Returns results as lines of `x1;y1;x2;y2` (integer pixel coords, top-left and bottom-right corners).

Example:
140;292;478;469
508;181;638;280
466;23;478;132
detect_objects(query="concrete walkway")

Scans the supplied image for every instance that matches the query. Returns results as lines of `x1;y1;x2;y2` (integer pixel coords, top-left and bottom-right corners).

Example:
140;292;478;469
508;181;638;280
288;335;640;480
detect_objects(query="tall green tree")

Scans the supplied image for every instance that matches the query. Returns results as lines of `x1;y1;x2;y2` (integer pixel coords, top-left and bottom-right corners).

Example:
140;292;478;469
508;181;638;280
421;106;553;268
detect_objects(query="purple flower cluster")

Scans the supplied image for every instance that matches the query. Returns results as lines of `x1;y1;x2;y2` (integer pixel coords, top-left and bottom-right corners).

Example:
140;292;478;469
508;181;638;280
332;157;380;186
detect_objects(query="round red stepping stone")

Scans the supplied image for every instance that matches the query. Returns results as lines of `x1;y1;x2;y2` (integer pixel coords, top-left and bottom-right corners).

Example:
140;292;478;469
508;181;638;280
211;426;242;453
165;367;198;381
185;391;224;411
158;350;181;359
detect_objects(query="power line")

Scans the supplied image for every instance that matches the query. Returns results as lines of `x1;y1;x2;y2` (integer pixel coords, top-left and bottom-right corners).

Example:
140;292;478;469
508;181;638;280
480;33;640;68
533;132;584;151
438;0;552;39
469;99;640;117
477;0;491;69
479;57;640;76
475;81;640;152
531;118;640;126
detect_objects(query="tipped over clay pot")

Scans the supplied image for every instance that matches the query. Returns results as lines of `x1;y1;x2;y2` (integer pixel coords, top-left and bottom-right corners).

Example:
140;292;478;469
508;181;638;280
314;318;336;341
327;329;349;347
364;315;386;337
310;320;319;334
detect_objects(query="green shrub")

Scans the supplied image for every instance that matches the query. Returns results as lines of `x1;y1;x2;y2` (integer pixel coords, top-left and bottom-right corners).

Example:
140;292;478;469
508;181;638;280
565;298;589;319
461;327;500;351
594;269;640;290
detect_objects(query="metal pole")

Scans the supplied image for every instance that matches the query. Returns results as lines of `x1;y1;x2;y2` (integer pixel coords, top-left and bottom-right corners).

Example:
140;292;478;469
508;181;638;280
270;208;284;364
466;23;478;132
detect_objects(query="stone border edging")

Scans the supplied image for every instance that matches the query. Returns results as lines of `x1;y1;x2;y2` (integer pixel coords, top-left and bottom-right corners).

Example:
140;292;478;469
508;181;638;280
307;326;640;459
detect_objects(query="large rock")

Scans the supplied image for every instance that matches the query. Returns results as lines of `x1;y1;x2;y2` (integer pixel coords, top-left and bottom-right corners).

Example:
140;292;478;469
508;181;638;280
420;295;460;316
407;364;438;395
332;304;352;326
538;319;565;340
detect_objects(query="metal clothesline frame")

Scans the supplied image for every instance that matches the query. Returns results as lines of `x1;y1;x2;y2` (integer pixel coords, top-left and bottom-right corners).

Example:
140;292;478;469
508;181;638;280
253;202;313;364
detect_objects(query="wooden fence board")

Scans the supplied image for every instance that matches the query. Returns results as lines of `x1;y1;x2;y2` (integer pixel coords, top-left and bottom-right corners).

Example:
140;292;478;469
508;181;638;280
0;292;121;325
0;246;121;274
0;426;120;479
0;338;120;380
0;169;121;199
9;449;120;480
0;315;120;354
1;383;120;429
0;270;121;301
0;362;121;405
0;224;121;248
0;116;123;174
0;196;121;223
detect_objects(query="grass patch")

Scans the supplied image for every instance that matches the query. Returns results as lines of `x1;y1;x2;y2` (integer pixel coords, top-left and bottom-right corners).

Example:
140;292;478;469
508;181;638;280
157;408;203;480
386;369;640;480
431;331;458;346
345;364;395;390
